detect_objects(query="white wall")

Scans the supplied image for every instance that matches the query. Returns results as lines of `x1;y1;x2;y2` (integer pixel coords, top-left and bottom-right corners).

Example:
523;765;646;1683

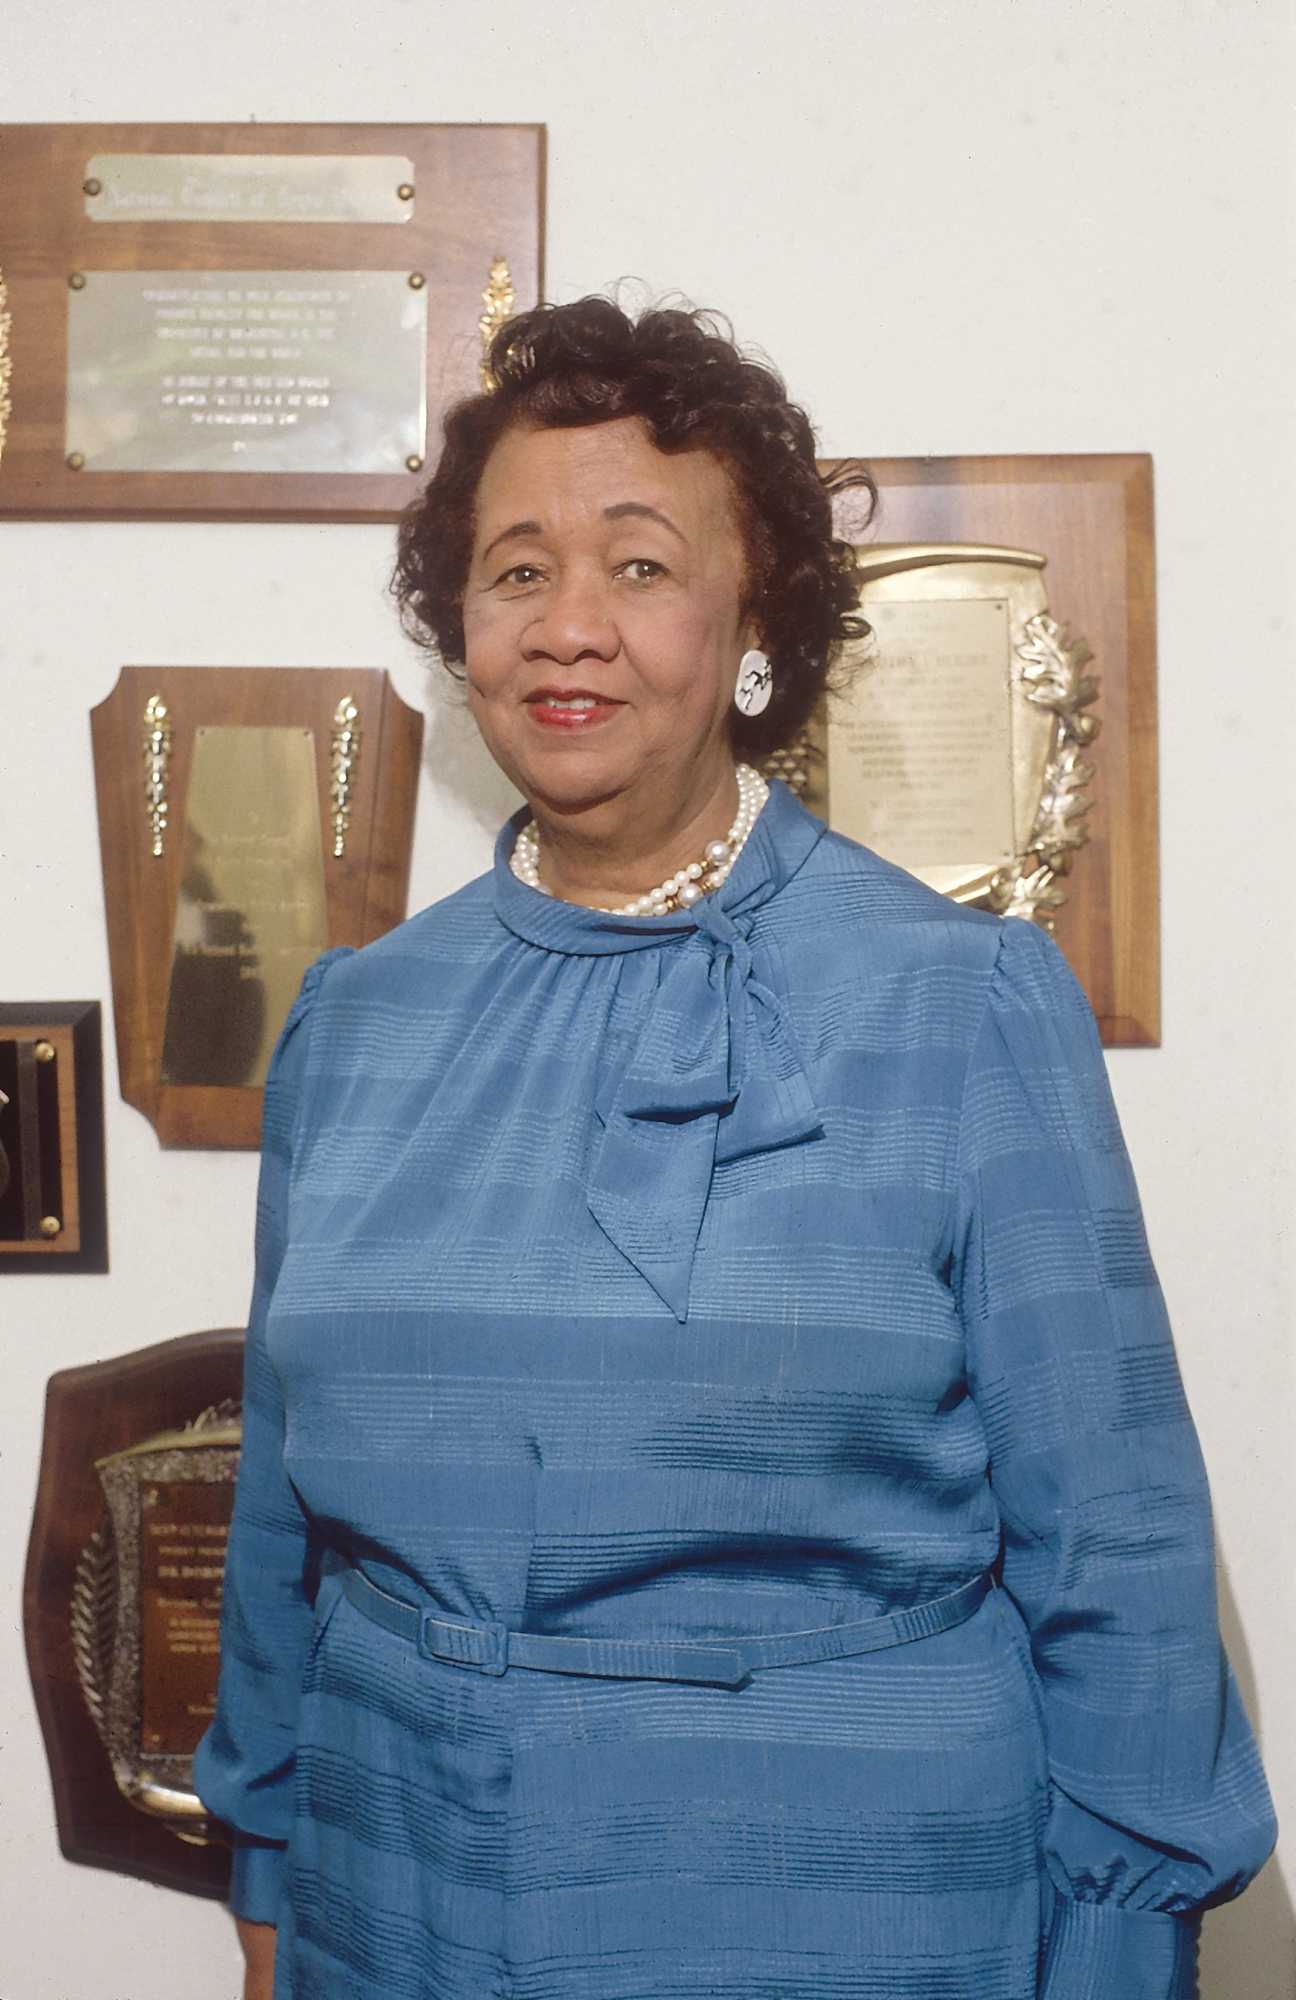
2;2;1291;1994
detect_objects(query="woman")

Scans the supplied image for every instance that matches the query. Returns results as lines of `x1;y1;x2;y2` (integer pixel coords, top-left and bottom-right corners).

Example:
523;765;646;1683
195;298;1277;2000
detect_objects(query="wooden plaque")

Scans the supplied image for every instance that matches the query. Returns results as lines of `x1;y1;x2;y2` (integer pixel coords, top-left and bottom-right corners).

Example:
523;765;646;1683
91;665;422;1147
24;1328;245;1900
817;454;1158;1046
0;121;544;520
0;1000;107;1272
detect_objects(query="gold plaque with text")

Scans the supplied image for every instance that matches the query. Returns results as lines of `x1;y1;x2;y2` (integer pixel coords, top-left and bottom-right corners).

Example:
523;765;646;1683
159;726;328;1090
826;596;1017;877
66;270;427;475
83;152;416;225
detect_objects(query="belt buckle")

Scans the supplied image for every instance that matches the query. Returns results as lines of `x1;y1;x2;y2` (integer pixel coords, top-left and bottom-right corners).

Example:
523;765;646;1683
477;1619;510;1675
419;1612;510;1675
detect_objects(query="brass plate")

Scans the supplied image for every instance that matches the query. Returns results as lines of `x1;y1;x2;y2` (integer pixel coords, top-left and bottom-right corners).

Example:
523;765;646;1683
827;595;1016;877
66;270;428;473
83;152;415;225
137;1478;229;1757
160;726;328;1089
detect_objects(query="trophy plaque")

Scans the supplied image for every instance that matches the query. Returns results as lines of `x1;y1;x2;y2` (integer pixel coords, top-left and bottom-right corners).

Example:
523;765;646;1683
24;1328;245;1898
790;454;1157;1047
783;543;1099;913
91;664;422;1146
0;121;544;520
0;1000;107;1272
80;1415;240;1841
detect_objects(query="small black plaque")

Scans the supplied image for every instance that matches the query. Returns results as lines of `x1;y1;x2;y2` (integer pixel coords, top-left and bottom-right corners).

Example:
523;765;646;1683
0;1001;107;1274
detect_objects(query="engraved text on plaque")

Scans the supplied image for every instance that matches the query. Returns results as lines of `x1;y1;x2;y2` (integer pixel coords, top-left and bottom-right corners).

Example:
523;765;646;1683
66;270;427;473
83;153;415;226
827;597;1017;872
138;1480;231;1757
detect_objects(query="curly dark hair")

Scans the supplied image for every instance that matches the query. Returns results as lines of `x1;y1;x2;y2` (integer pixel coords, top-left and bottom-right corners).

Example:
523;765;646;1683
390;296;876;759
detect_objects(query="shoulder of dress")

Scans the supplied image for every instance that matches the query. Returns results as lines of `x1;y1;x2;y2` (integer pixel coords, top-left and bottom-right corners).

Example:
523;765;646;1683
770;826;1004;963
312;868;500;990
980;903;1099;1035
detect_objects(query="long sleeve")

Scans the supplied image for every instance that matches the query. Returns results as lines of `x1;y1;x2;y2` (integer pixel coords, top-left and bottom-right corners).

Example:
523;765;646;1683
952;916;1277;2000
192;946;353;1924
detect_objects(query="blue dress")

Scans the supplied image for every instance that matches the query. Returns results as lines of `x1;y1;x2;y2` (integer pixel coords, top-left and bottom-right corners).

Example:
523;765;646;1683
194;777;1276;2000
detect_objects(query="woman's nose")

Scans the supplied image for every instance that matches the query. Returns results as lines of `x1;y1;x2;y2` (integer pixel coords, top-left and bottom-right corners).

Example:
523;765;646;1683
523;570;619;663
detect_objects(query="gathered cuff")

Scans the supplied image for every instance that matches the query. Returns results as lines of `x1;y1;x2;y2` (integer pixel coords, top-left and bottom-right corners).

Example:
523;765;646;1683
1040;1885;1201;1999
229;1834;286;1925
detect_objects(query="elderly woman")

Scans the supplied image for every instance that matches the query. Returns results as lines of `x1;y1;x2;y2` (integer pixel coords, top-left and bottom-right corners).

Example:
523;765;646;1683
195;298;1276;2000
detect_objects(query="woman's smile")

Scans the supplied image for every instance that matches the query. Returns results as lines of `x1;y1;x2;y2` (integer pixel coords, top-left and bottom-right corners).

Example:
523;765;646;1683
523;684;627;731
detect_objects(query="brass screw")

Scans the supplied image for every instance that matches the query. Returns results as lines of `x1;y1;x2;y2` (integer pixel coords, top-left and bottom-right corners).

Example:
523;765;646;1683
83;177;102;196
66;451;86;471
397;182;414;201
68;271;86;290
40;1215;62;1238
405;453;424;473
407;271;426;291
34;1041;56;1064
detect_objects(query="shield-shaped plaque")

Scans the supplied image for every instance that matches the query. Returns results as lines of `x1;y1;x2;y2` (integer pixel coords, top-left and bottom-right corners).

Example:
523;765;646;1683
90;664;422;1148
25;1328;244;1896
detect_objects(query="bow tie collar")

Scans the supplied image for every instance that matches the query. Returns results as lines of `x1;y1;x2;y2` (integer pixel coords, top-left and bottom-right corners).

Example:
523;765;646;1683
492;780;828;1321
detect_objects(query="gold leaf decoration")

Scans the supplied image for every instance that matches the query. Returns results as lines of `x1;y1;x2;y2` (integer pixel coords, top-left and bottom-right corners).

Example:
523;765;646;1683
990;612;1102;931
331;695;361;858
142;695;172;858
479;256;516;392
0;268;12;467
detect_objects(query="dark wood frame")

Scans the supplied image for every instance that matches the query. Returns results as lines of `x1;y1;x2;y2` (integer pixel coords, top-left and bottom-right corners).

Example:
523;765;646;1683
0;120;545;521
0;1000;107;1272
24;1327;245;1898
90;665;423;1147
821;453;1159;1046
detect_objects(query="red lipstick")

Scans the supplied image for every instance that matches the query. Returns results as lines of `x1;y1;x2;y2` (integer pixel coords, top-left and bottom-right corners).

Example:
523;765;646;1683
524;686;625;731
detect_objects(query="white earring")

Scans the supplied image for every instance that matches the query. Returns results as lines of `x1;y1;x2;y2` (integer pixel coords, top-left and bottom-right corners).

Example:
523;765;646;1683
734;649;773;718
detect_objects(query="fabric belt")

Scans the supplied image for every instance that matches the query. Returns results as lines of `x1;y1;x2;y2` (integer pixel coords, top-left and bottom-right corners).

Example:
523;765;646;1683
334;1561;995;1691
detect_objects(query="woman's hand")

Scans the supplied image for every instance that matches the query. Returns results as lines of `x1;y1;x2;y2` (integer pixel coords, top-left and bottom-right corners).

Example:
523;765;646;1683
235;1916;277;2000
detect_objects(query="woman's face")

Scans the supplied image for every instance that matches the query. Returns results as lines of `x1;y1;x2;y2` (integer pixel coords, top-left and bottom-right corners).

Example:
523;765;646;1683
461;415;757;818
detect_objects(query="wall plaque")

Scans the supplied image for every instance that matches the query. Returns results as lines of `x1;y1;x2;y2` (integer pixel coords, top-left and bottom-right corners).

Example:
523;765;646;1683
0;1001;107;1273
0;121;544;519
65;269;427;474
789;455;1157;1046
25;1328;245;1898
91;665;422;1147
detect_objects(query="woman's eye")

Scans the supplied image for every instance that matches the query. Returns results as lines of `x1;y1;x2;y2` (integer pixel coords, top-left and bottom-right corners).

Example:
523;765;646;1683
497;563;544;587
618;558;666;584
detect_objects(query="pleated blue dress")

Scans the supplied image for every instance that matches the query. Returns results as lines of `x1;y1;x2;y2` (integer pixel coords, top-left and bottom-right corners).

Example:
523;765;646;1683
194;777;1276;2000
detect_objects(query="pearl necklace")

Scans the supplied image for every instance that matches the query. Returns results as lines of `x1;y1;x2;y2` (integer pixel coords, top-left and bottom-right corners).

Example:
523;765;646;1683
509;764;770;916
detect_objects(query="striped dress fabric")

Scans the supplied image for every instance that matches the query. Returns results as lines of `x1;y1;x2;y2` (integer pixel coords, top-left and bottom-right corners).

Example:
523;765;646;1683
193;777;1276;2000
